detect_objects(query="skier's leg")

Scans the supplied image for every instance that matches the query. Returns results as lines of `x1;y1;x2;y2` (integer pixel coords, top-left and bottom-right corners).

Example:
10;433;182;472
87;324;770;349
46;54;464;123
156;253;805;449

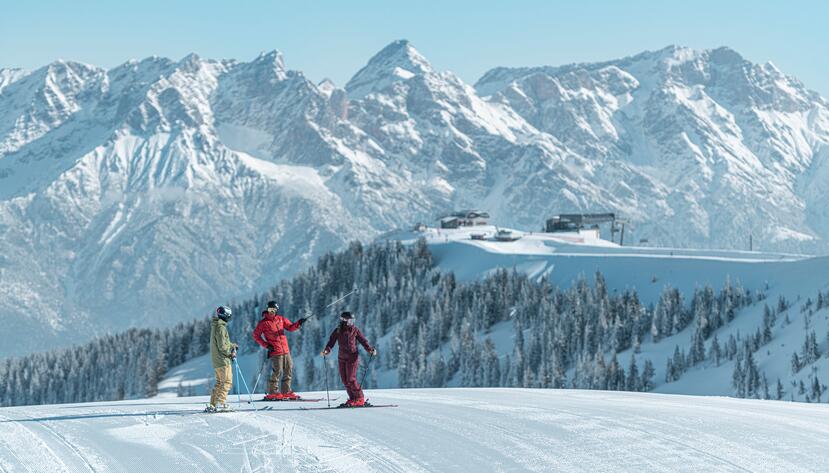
268;355;280;394
338;358;353;400
216;365;233;406
342;358;360;401
210;367;221;406
353;356;365;401
225;365;234;405
281;353;293;394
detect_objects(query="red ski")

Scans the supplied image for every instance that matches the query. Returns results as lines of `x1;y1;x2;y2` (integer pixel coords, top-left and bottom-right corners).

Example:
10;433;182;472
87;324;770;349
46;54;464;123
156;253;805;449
257;397;334;402
298;403;398;411
338;403;398;409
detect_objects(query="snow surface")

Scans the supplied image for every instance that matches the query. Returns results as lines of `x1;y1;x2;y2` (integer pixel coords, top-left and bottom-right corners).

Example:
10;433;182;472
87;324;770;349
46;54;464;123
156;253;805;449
2;389;829;472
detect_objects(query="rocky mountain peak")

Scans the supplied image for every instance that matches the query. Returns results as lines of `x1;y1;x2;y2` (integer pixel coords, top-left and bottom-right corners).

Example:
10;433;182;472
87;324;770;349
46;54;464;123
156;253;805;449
345;39;433;98
251;49;287;81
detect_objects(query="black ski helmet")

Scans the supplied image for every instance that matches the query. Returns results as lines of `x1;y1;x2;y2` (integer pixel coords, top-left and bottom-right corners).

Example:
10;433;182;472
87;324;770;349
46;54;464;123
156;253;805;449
267;300;279;311
216;306;232;322
340;311;354;324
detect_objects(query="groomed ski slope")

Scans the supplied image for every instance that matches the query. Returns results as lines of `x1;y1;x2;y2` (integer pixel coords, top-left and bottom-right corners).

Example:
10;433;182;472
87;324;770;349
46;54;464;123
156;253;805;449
1;388;828;472
384;225;819;304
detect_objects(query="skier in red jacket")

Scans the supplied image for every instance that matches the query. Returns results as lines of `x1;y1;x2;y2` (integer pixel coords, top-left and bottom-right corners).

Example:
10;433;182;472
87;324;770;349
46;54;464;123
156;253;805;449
252;301;307;400
321;311;377;407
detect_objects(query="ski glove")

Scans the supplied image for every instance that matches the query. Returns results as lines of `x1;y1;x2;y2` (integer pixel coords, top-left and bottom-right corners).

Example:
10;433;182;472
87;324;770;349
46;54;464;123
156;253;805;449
370;348;378;356
297;317;308;326
321;349;330;356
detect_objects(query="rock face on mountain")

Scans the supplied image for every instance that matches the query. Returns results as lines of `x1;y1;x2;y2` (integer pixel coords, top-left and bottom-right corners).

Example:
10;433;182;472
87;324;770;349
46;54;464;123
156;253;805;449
1;42;827;356
476;46;829;249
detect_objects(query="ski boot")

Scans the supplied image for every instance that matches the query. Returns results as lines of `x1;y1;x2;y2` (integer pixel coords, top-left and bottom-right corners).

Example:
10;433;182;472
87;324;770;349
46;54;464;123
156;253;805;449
263;393;283;401
282;391;301;400
204;404;217;413
339;398;365;408
216;404;234;413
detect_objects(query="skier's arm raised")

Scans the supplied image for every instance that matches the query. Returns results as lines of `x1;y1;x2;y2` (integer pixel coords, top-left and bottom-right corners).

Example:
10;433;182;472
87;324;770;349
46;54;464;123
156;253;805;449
281;315;304;332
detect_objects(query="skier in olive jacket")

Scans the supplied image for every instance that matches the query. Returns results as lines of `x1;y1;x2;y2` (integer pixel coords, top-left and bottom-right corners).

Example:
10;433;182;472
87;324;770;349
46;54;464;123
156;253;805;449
321;311;377;407
252;301;307;400
208;306;238;412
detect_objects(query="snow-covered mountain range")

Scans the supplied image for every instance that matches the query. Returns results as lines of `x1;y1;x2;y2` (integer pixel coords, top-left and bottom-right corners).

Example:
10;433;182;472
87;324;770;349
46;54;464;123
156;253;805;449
1;40;828;357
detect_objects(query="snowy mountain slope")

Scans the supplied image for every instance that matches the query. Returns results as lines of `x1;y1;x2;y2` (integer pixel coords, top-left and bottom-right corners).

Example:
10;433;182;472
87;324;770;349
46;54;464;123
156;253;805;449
0;68;27;95
0;54;378;356
382;226;829;400
2;41;829;358
344;40;641;230
386;226;814;303
476;46;829;253
2;388;829;472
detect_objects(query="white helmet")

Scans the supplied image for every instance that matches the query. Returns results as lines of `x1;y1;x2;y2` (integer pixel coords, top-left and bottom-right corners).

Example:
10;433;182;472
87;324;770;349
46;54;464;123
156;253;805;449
216;306;232;321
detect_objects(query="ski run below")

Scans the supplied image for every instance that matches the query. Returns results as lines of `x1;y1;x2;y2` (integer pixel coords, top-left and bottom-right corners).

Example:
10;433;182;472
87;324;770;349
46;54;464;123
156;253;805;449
1;388;828;472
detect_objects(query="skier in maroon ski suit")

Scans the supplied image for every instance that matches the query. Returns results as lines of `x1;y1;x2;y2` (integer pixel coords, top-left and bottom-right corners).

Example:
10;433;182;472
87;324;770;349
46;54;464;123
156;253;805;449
321;312;377;407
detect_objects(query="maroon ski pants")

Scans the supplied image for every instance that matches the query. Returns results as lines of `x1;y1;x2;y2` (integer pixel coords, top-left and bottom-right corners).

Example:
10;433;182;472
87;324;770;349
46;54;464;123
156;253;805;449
338;356;363;401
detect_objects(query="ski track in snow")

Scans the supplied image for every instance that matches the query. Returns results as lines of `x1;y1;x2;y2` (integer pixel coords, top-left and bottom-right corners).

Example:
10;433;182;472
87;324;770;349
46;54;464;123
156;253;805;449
2;389;829;472
0;412;92;472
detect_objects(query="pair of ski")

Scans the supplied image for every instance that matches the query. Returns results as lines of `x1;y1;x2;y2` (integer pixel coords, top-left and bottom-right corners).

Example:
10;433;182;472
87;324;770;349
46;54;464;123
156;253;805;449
205;402;397;413
301;400;398;410
258;397;398;409
257;397;331;403
261;397;397;409
206;397;397;412
257;404;397;410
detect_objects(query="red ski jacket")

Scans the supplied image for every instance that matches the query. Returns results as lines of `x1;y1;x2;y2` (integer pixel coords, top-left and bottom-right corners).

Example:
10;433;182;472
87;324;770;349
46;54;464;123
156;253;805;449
252;311;301;356
325;324;373;361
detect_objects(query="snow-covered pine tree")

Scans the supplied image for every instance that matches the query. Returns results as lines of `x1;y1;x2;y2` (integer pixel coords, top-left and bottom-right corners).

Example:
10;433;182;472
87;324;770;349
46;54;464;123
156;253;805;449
689;329;706;365
708;334;722;366
762;305;774;344
626;354;640;392
641;359;655;391
732;350;746;398
801;331;821;365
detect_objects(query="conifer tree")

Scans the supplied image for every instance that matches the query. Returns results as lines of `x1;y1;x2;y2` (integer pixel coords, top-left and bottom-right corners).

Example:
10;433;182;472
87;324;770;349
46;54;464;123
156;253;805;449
641;359;655;392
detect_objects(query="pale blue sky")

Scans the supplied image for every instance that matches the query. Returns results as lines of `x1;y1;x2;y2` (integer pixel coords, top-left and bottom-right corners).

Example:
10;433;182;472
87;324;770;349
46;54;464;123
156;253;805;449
1;0;827;96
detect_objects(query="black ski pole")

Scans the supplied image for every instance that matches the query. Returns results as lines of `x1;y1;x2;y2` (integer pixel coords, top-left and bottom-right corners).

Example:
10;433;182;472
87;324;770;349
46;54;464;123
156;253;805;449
358;351;376;396
251;351;269;395
305;290;357;321
323;355;331;408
